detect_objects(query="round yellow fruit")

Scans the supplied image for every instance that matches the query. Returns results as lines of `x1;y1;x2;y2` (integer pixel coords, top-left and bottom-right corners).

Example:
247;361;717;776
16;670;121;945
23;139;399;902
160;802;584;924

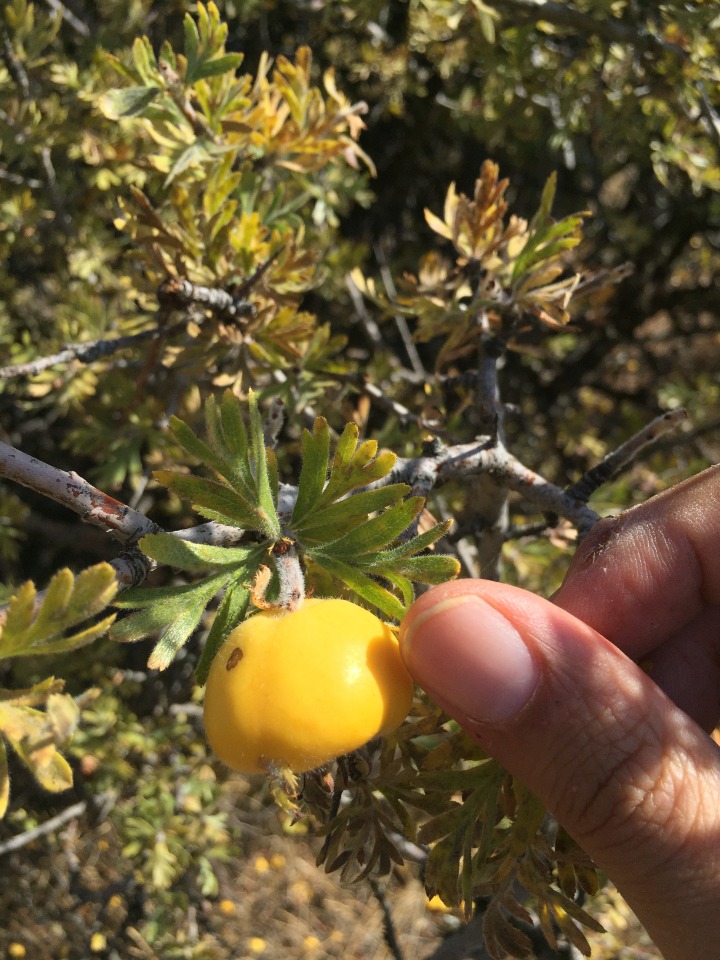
203;598;414;774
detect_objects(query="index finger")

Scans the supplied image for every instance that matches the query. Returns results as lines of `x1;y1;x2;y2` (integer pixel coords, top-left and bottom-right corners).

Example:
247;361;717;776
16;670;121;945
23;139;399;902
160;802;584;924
553;464;720;661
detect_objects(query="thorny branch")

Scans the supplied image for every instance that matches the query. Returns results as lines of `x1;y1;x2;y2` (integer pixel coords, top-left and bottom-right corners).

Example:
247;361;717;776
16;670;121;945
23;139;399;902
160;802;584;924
566;408;688;503
0;404;687;601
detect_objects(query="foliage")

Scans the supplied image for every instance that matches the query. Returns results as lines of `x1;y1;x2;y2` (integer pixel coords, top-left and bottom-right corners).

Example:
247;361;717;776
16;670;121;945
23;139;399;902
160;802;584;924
112;390;457;681
0;0;718;957
0;564;117;815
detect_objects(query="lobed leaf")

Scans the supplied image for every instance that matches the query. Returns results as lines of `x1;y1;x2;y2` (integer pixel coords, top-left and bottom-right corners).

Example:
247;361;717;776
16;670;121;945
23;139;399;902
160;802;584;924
195;582;251;686
291;417;331;526
153;471;264;530
309;556;406;620
314;497;423;559
247;391;281;539
139;531;266;573
113;572;229;670
0;682;80;812
295;484;411;542
0;565;117;660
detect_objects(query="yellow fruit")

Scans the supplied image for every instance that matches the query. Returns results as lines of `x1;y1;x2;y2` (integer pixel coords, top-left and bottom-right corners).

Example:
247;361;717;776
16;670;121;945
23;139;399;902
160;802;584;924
203;598;414;774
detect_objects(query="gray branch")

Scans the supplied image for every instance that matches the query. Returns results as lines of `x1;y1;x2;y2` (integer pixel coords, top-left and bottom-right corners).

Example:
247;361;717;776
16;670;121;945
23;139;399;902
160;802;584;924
0;327;168;380
0;801;87;857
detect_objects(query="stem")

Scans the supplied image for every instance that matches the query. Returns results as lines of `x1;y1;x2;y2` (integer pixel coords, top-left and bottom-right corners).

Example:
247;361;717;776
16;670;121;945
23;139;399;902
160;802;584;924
369;877;405;960
272;540;305;611
0;441;158;544
0;327;172;380
378;440;601;537
0;801;87;857
471;334;510;579
566;409;688;503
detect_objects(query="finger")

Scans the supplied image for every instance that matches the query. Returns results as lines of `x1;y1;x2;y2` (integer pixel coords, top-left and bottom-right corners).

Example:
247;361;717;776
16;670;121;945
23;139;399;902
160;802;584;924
553;463;720;660
400;579;720;960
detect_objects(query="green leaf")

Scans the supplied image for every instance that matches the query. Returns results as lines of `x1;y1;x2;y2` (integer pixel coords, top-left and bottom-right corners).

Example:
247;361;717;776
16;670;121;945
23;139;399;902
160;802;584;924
311;556;406;620
169;415;227;474
112;573;229;670
247;391;281;539
295;484;411;541
165;141;211;186
369;518;455;563
291;417;331;526
195;582;250;686
316;497;424;558
379;570;415;608
154;471;266;530
0;564;117;660
183;12;200;80
216;391;253;491
195;53;244;79
146;603;208;671
322;425;397;504
138;531;266;573
511;172;586;281
113;579;210;609
99;85;160;119
373;554;461;584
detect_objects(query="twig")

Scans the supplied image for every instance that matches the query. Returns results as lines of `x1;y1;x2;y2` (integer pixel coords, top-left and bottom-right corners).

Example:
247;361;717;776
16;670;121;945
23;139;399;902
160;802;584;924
0;327;170;380
369;877;405;960
0;441;159;544
0;800;87;857
476;328;505;443
379;440;601;537
697;82;720;157
42;0;91;37
0;22;30;98
157;278;256;322
346;275;385;350
374;243;427;378
565;408;688;503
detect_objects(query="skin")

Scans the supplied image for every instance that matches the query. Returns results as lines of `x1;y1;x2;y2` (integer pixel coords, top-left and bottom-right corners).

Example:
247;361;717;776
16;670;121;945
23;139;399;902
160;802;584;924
399;464;720;960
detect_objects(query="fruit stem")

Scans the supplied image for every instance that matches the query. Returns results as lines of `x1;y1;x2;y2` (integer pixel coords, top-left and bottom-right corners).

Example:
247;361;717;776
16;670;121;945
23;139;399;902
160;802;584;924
272;538;305;611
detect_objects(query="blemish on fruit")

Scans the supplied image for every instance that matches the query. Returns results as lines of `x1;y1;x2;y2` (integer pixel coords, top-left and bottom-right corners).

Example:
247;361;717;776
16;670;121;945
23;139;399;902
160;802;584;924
226;647;243;670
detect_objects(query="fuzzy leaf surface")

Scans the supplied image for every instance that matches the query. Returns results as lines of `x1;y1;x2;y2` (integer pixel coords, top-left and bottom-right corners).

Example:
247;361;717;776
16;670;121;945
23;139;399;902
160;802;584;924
195;582;251;686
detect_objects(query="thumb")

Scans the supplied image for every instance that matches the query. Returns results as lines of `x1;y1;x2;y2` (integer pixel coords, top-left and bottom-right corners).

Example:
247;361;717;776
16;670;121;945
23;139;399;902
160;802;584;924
399;579;720;960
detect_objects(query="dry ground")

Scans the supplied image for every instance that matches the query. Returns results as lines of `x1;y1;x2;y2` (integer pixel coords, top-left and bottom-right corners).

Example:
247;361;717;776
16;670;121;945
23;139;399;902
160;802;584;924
0;778;660;960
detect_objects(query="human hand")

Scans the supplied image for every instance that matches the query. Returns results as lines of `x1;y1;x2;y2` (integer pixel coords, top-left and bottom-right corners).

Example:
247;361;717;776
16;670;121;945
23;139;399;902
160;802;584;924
399;464;720;960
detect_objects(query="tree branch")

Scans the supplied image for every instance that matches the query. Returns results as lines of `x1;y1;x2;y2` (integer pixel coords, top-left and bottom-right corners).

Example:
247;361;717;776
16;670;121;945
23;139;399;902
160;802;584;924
379;439;601;537
0;441;158;544
0;327;173;380
42;0;90;37
566;408;688;502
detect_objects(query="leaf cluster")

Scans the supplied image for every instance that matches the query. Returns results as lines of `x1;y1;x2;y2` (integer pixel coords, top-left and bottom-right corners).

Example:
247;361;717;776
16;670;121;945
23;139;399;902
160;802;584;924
0;563;117;816
354;161;589;368
111;390;458;677
307;699;605;959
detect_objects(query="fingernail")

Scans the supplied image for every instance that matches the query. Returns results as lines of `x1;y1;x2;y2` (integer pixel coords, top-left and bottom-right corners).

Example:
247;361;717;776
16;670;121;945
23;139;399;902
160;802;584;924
400;595;540;723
